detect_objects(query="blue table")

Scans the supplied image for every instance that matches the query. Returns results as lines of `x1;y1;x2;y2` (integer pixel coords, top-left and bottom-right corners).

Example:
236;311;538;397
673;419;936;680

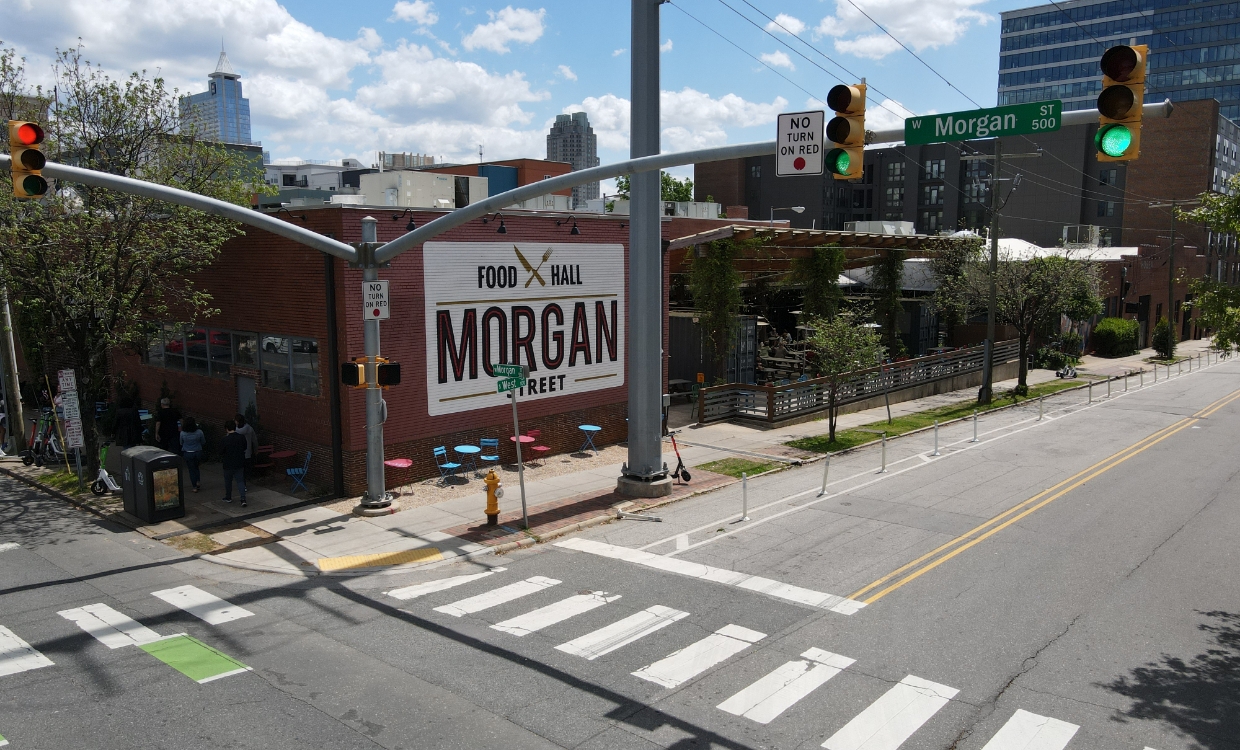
454;444;481;474
578;425;602;454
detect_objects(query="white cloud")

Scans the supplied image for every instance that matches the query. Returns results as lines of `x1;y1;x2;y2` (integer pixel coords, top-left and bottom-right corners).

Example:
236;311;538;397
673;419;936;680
815;0;990;59
659;38;673;53
557;64;577;81
765;13;807;35
390;1;439;25
612;48;625;57
759;50;795;70
462;6;546;53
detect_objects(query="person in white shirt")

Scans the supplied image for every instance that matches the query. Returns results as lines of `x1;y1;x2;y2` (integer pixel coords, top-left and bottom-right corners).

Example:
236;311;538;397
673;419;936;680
234;413;257;463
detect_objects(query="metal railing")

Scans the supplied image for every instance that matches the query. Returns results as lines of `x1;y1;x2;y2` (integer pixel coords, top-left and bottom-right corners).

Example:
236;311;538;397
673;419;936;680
697;340;1021;425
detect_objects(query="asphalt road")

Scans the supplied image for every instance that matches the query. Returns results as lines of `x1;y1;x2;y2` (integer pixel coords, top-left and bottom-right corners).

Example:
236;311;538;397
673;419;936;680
1;360;1238;749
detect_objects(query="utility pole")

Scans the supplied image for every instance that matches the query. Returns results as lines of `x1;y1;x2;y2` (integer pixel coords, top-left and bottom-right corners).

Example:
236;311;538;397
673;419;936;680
355;216;391;512
1149;199;1200;336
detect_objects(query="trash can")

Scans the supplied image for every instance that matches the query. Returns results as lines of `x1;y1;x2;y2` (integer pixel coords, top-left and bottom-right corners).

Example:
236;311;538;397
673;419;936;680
121;446;186;522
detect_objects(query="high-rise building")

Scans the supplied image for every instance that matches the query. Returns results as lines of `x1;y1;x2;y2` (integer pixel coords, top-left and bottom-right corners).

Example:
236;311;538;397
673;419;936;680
998;0;1240;120
547;112;600;207
179;48;253;145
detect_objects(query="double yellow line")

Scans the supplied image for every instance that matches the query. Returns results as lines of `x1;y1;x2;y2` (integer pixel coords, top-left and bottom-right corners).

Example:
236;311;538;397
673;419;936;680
849;387;1240;606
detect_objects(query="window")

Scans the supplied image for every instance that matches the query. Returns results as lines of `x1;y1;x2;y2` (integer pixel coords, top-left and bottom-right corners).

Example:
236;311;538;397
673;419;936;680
1099;168;1118;185
964;182;988;203
883;211;904;221
290;338;321;396
261;337;291;390
886;162;905;182
750;165;762;179
852;189;872;209
260;335;321;396
919;210;943;233
923;159;946;179
163;324;185;371
146;325;318;392
886;186;905;205
282;174;295;187
1097;200;1117;217
233;332;258;367
921;185;944;205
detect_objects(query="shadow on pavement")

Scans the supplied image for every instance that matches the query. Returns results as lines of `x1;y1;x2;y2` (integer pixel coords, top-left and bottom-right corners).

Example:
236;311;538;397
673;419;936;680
1101;610;1240;749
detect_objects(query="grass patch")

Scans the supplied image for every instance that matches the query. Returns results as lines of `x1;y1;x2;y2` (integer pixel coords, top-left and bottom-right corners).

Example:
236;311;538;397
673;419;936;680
166;532;220;554
696;457;782;478
38;470;90;494
787;379;1087;454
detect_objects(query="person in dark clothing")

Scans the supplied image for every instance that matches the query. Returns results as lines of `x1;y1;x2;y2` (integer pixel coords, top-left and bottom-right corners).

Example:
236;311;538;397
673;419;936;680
155;397;181;454
220;420;247;506
113;397;143;448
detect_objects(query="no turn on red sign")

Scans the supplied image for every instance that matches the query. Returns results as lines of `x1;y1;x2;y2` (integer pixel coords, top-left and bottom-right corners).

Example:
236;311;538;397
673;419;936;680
776;110;824;176
363;280;390;321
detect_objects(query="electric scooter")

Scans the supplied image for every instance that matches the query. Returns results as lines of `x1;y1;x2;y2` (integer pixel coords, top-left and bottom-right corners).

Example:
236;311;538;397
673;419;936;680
90;443;122;496
668;429;691;484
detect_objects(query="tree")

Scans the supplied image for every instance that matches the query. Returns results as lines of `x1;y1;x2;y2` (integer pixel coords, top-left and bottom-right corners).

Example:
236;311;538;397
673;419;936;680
932;237;1102;395
687;240;744;376
804;309;884;442
787;245;845;320
0;45;269;470
611;171;693;201
1151;316;1177;360
868;250;906;357
1188;277;1240;352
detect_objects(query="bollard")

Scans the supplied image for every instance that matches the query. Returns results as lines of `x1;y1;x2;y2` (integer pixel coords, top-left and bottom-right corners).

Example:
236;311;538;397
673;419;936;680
932;421;940;455
1038;396;1044;421
1141;369;1144;387
1154;365;1157;382
1107;377;1111;398
880;432;888;473
818;453;830;496
740;472;750;521
971;410;979;443
1088;381;1092;403
1124;372;1129;391
1179;360;1182;375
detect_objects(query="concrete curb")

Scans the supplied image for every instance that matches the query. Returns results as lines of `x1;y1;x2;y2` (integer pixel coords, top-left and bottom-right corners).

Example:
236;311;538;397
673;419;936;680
0;465;130;528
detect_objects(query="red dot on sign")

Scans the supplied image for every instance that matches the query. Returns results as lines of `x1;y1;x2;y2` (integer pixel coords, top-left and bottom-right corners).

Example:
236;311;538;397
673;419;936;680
793;157;806;170
372;308;380;317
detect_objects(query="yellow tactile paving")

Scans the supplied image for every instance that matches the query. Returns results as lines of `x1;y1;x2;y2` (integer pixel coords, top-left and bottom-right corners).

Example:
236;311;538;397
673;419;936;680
317;548;443;571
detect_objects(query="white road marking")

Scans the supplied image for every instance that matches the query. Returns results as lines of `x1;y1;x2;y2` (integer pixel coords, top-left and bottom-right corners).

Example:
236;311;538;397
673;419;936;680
0;543;19;553
676;534;689;550
492;592;621;636
0;625;54;677
58;603;162;649
151;585;254;626
823;675;959;750
198;667;253;683
718;648;855;724
555;538;864;614
555;605;689;660
433;576;560;617
980;709;1079;750
632;624;766;688
386;567;506;601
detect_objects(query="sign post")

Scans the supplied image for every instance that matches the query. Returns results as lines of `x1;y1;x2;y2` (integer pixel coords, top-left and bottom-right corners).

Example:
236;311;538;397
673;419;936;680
776;110;825;176
494;364;529;529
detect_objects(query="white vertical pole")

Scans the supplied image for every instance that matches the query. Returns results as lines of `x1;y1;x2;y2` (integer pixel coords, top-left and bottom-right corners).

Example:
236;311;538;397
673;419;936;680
880;432;887;473
1038;396;1043;420
510;392;529;529
741;472;749;521
818;453;830;496
932;421;940;455
971;410;979;442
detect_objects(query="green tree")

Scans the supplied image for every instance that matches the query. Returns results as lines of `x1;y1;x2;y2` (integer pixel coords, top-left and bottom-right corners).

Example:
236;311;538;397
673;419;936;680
787;245;845;320
932;237;1102;395
805;309;884;442
611;171;693;201
687;240;744;374
868;250;906;357
0;45;270;469
1151;316;1177;359
1188;277;1240;352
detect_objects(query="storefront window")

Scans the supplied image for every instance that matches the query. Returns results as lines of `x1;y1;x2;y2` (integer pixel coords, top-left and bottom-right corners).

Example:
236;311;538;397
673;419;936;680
209;329;232;379
291;338;320;396
146;327;165;368
164;324;185;371
233;332;257;367
261;336;291;390
186;327;209;376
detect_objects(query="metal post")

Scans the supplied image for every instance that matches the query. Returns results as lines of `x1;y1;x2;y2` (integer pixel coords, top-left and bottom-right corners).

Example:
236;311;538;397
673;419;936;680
971;410;979;442
1088;381;1092;403
979;140;1002;405
510;392;529;529
880;432;887;473
1178;359;1182;375
0;287;24;452
359;217;390;509
932;420;940;455
741;472;749;521
75;447;83;492
818;452;830;496
620;0;667;493
1154;365;1157;382
1142;369;1145;386
1107;377;1111;398
1038;396;1043;420
1124;372;1128;391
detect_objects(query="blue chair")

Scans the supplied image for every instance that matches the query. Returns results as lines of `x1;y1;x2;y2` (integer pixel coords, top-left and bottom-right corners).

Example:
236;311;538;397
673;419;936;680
287;451;312;493
478;438;500;473
434;446;461;485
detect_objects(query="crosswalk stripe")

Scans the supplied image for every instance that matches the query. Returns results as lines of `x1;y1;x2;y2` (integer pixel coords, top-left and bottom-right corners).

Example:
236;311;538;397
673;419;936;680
981;710;1079;750
632;624;766;689
492;591;621;636
823;675;959;750
151;585;254;626
433;576;560;617
386;567;507;601
58;603;162;649
0;625;55;677
718;648;856;724
555;538;864;614
0;543;19;553
555;605;690;660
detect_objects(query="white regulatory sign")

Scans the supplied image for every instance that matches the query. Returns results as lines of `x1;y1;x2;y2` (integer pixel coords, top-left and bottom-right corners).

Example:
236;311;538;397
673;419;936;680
57;368;77;393
62;391;81;422
65;419;84;449
363;280;390;321
776;110;825;176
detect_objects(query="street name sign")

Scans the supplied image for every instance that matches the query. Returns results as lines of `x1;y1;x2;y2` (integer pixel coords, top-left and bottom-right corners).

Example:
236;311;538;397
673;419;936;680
496;377;525;393
492;364;526;378
905;101;1061;146
363;280;389;320
776;110;824;176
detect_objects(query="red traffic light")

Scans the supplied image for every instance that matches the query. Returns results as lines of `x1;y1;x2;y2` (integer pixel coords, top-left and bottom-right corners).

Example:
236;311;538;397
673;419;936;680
15;122;44;146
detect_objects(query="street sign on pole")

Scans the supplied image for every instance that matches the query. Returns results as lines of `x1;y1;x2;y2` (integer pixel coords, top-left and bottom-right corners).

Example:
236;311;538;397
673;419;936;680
776;110;825;176
496;377;524;393
362;280;389;320
905;101;1061;146
492;363;527;379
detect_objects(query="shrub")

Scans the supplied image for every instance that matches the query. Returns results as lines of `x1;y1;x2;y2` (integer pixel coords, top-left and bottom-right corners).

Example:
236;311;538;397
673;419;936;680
1091;317;1140;357
1032;345;1071;370
1058;330;1083;356
1152;316;1177;359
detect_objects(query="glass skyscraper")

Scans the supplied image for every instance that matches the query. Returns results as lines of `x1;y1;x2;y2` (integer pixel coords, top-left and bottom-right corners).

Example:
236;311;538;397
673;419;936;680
547;112;600;208
999;0;1240;121
179;49;253;144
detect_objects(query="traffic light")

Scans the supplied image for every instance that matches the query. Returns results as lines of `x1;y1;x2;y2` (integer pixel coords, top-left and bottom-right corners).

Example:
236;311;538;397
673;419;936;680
341;361;366;387
342;357;400;387
376;362;401;387
8;120;48;199
1095;44;1146;162
825;83;866;180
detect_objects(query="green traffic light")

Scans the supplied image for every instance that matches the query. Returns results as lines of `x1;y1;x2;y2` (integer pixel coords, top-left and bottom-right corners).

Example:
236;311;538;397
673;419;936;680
827;148;851;175
1096;123;1132;157
20;174;48;197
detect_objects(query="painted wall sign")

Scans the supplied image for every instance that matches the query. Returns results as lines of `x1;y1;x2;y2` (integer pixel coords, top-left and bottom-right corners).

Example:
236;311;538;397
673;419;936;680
423;242;625;416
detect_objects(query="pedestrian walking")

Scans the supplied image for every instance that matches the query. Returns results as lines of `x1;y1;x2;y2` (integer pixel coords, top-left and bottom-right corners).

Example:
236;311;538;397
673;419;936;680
234;413;256;464
179;416;206;492
220;420;247;507
114;397;143;448
155;397;182;454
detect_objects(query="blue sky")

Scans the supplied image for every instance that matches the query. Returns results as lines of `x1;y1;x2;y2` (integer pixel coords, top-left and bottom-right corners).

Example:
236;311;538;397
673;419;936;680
4;0;1042;187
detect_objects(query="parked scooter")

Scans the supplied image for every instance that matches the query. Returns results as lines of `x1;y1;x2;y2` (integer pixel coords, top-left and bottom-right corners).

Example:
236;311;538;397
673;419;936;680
1056;364;1078;379
668;429;691;484
19;410;56;467
90;443;122;496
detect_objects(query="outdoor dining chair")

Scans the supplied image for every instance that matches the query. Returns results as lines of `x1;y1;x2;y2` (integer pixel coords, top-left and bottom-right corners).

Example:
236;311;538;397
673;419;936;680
478;438;500;473
433;446;462;485
287;451;312;493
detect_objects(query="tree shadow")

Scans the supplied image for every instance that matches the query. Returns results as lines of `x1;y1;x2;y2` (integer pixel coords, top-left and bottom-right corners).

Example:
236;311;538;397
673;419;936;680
1100;610;1240;749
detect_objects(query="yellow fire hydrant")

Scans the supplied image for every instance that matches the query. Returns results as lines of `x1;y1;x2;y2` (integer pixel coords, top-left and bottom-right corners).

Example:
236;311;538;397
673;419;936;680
484;469;502;525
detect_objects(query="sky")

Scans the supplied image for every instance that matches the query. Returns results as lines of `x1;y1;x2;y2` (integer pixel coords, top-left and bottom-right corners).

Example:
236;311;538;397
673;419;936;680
1;0;1042;190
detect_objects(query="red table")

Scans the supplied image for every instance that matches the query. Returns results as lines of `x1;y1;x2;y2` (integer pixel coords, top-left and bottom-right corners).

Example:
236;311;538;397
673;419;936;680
384;458;414;494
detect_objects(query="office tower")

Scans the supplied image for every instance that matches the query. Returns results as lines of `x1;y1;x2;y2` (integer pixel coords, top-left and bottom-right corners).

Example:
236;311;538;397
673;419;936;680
179;47;253;144
547;112;600;207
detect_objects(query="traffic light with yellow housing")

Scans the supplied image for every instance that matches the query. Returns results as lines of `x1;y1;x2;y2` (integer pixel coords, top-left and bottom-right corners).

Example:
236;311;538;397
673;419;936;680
825;83;866;180
8;121;48;199
1096;45;1146;162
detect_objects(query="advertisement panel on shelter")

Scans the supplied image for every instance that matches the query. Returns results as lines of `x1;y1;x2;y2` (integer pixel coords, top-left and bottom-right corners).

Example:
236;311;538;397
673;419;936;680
423;242;625;416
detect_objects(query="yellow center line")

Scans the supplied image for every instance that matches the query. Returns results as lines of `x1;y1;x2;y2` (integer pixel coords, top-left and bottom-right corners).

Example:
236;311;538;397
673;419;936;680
848;384;1240;604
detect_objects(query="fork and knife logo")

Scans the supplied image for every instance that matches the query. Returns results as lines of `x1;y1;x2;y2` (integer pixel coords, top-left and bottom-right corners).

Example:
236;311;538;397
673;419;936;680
514;245;553;287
